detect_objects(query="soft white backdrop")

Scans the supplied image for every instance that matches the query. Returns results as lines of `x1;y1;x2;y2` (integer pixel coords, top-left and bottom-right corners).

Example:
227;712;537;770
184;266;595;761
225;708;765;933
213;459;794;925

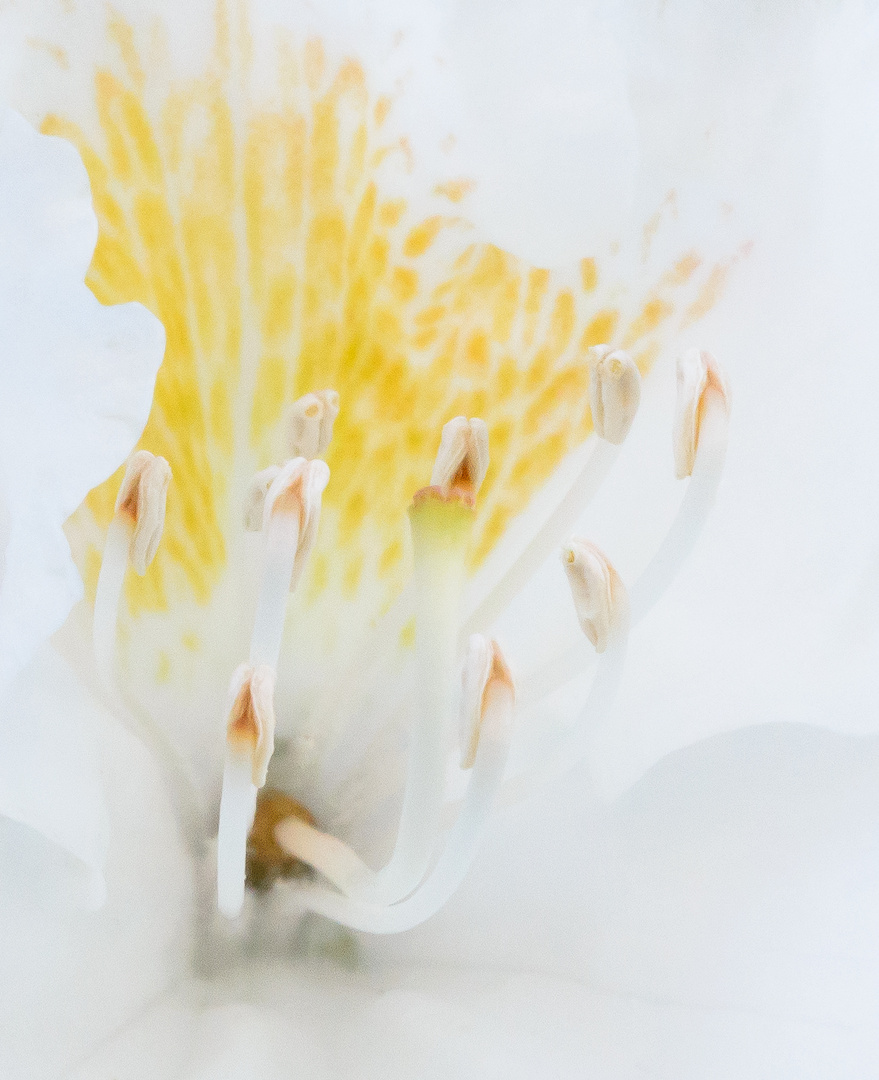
0;1;878;1077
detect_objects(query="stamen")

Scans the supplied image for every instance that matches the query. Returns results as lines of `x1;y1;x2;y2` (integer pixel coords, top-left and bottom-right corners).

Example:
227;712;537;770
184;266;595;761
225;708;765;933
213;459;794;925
562;538;627;652
459;635;509;769
93;451;171;688
461;350;638;638
243;466;281;532
249;457;329;669
430;416;489;498
285;389;340;460
673;349;730;480
509;351;731;706
217;664;275;918
217;458;328;918
282;638;514;933
499;546;629;805
630;350;730;622
277;635;514;895
588;345;642;444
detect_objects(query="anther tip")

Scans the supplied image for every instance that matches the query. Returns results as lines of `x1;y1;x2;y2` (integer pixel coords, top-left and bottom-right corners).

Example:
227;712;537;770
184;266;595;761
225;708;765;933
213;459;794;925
673;349;730;478
562;538;628;652
588;346;641;445
430;416;489;499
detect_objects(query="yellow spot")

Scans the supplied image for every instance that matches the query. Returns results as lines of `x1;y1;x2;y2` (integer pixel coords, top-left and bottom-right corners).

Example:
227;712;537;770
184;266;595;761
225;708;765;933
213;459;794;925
390;267;418;303
399;618;416;649
379;199;406;228
581;310;619;349
523;268;550;347
403;216;447;258
663;252;702;288
580;257;598;292
157;651;172;683
623;298;673;348
374;96;393;126
304;38;325;90
434;178;475;203
182;631;201;652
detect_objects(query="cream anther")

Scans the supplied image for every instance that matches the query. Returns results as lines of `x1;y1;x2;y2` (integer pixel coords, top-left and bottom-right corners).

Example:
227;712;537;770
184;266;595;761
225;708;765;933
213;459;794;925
459;636;515;769
673;349;731;478
430;416;489;498
286;389;340;459
243;466;280;532
588;346;641;445
264;457;330;592
562;538;628;652
115;450;172;574
225;663;276;787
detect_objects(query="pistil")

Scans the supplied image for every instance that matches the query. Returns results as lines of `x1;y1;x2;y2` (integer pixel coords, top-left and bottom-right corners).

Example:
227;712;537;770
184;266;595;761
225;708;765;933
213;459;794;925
274;421;486;904
355;483;474;903
501;542;629;805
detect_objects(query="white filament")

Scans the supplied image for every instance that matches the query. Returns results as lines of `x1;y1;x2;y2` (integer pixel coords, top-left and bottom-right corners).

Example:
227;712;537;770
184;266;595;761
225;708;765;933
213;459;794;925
461;438;619;638
249;508;301;670
285;677;512;933
217;752;258;919
629;390;728;623
499;619;628;808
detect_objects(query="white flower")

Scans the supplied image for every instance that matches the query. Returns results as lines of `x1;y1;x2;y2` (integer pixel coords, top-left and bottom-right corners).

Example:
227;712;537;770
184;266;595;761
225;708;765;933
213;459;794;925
1;1;879;1078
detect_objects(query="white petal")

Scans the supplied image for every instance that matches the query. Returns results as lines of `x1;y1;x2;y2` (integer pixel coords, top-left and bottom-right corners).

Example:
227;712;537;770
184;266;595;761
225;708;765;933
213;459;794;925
0;669;193;1079
0;109;164;691
0;644;107;877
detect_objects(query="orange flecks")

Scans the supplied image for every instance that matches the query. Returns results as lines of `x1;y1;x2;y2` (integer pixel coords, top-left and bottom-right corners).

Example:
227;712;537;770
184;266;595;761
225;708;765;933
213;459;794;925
57;7;731;643
374;95;392;126
26;38;69;69
304;38;326;90
642;190;677;263
434;178;475;203
663;251;702;288
623;298;673;348
682;243;751;328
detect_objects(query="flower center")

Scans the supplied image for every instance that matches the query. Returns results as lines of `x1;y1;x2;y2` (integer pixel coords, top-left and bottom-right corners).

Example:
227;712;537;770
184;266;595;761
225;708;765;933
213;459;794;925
92;345;731;935
246;789;315;891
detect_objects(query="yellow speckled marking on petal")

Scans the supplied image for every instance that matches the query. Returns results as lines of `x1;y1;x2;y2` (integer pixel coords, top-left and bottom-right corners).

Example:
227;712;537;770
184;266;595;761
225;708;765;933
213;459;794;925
51;5;736;632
